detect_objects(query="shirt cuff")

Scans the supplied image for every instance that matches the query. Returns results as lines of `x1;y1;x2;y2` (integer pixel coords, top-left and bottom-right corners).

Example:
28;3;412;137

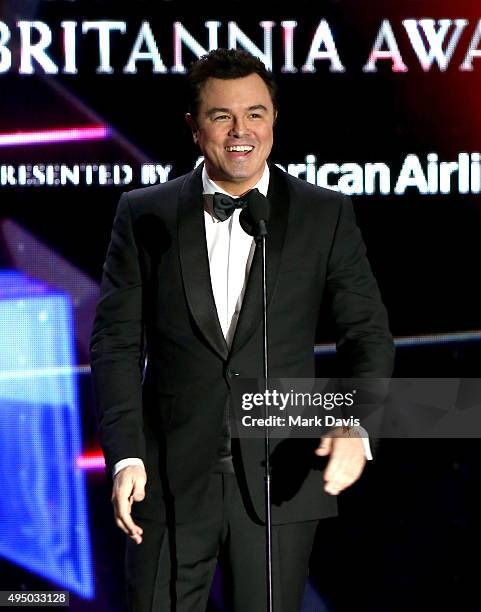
351;425;373;461
112;458;145;478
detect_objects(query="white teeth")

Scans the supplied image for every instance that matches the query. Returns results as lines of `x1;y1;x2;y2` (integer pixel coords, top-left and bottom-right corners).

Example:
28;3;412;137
225;145;254;152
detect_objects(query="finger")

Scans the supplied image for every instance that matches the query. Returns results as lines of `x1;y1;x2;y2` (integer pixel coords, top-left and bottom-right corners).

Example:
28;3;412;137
114;515;142;541
323;458;352;491
323;444;363;488
324;437;365;472
114;490;144;538
324;477;349;495
325;465;359;492
324;455;365;494
131;478;146;502
322;441;350;477
119;503;143;536
315;436;332;456
323;454;345;484
325;452;363;483
115;507;144;544
114;516;143;545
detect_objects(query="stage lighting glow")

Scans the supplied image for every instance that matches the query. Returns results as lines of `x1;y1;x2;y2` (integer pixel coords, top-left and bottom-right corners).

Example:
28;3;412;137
77;453;106;471
314;329;481;355
0;125;110;147
0;271;94;599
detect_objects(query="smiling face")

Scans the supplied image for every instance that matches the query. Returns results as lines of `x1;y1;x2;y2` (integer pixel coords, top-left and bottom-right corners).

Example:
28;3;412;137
185;73;277;195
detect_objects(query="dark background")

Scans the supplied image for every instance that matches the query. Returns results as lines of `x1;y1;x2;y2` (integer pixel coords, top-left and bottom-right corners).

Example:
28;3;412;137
1;1;481;610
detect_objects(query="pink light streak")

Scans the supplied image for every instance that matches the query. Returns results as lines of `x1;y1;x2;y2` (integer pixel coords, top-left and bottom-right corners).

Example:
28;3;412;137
77;452;106;471
0;125;110;147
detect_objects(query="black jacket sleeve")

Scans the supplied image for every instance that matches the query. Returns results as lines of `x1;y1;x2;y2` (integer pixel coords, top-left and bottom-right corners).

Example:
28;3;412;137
326;194;395;378
326;195;394;457
89;192;147;472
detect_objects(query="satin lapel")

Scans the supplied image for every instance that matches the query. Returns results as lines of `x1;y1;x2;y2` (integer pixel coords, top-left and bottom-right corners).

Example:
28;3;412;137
230;162;290;355
177;163;229;361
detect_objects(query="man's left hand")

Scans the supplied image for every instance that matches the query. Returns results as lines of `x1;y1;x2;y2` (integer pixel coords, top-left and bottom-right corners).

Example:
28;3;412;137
315;427;366;495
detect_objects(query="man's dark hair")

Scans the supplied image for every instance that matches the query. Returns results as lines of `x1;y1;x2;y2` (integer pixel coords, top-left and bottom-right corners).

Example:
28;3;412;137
186;48;278;119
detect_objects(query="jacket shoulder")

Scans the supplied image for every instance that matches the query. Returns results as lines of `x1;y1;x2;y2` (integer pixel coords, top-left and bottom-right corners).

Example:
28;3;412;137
122;173;187;211
271;164;347;220
282;167;347;207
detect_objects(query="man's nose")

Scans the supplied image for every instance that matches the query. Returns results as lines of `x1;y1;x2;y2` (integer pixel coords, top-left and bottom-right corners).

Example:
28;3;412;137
229;117;249;137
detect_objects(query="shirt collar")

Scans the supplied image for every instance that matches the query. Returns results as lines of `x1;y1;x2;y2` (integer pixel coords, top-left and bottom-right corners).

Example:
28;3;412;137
202;162;270;198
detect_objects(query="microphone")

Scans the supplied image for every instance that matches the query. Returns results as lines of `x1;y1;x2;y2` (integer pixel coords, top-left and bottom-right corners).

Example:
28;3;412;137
240;188;270;240
240;186;273;610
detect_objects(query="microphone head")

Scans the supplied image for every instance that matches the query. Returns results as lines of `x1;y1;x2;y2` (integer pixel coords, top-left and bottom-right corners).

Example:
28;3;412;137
248;189;270;224
239;189;270;237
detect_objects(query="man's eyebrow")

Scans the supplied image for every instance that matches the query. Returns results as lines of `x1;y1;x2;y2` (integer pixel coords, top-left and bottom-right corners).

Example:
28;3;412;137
247;104;268;112
205;104;269;116
206;107;230;116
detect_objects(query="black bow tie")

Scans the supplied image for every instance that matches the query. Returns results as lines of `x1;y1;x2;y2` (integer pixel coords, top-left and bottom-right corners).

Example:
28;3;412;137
212;190;254;222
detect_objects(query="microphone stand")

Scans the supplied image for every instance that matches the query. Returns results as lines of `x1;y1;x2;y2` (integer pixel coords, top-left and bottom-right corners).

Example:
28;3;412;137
256;219;273;612
240;192;273;611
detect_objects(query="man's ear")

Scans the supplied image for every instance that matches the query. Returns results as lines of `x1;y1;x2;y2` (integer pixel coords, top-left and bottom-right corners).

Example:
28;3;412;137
185;113;198;144
273;109;278;126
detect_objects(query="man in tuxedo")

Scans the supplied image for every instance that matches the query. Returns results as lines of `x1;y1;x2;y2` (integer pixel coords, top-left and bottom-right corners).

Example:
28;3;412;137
90;48;394;611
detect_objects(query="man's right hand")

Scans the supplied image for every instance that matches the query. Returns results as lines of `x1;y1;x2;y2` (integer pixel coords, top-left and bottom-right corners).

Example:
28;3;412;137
111;465;147;545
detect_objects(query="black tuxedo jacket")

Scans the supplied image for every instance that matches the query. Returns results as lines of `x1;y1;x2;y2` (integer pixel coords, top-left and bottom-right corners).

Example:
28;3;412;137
90;161;394;525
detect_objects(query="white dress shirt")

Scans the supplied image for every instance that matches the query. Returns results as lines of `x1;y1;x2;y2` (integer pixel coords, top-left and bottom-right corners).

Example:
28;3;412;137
202;164;269;348
113;163;371;477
